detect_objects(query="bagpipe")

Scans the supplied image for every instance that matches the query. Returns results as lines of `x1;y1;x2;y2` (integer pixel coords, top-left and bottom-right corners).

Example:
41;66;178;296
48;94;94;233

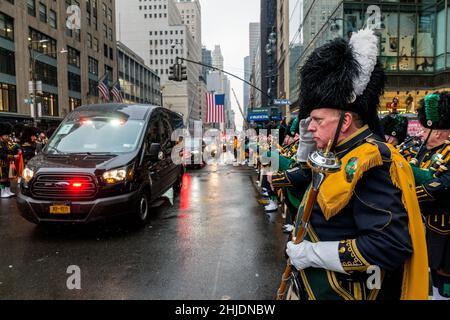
7;139;24;179
398;134;450;185
398;135;422;156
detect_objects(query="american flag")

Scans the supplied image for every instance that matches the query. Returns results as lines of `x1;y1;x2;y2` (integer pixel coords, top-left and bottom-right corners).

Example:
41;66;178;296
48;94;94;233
97;76;110;102
206;93;225;124
111;81;123;103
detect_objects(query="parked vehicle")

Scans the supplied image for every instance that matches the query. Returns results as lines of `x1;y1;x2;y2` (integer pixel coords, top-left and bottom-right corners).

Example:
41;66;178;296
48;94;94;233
182;137;206;169
17;104;184;226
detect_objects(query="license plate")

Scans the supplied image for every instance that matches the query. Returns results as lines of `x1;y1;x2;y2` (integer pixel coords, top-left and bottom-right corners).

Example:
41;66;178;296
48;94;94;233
49;205;71;215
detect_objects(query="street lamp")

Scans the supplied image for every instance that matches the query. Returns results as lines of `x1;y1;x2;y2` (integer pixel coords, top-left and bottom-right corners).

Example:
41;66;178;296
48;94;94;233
28;38;67;126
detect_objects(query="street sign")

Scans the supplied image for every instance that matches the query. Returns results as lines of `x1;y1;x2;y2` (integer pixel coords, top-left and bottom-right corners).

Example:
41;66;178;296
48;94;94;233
274;99;290;105
36;81;43;94
24;99;33;105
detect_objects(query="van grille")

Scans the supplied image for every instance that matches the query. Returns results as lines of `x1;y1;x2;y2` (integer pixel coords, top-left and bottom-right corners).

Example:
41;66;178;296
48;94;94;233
31;174;97;200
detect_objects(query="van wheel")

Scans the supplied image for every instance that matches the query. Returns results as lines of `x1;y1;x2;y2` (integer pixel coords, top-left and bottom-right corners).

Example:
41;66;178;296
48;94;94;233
133;191;150;226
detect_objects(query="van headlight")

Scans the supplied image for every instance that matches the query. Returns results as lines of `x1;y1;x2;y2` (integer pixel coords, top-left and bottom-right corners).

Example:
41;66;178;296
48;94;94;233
102;167;130;184
22;167;34;183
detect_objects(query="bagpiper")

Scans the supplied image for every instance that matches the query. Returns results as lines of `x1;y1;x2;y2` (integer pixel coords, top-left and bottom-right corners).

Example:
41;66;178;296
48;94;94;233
380;113;409;146
0;123;16;198
401;92;450;299
280;28;428;300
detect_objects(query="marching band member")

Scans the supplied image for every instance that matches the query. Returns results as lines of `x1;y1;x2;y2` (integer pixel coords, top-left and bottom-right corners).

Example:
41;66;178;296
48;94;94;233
0;123;17;198
281;28;428;300
380;113;409;146
401;92;450;300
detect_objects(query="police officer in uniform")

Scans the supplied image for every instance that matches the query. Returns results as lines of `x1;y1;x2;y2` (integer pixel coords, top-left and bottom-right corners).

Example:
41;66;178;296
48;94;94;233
280;29;429;300
401;92;450;299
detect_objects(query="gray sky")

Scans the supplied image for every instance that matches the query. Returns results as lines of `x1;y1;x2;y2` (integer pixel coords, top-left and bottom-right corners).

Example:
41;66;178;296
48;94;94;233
199;0;260;130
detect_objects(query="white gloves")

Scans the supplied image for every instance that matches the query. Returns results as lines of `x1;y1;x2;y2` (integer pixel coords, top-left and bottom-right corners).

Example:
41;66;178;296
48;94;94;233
286;240;347;274
296;117;316;163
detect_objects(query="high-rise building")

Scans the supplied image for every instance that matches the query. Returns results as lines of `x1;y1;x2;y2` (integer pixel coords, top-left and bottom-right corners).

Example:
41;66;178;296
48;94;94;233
245;22;261;117
212;45;224;70
276;0;290;117
0;0;117;127
176;0;201;47
249;22;260;66
116;0;203;128
260;0;277;107
202;46;212;82
244;55;251;114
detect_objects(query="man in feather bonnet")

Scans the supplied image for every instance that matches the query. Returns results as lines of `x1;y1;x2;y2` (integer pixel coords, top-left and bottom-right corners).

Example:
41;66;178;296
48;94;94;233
281;29;429;300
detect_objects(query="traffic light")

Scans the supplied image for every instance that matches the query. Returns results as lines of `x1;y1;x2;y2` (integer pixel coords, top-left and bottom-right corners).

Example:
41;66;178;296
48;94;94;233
169;63;187;81
180;65;187;81
169;64;180;81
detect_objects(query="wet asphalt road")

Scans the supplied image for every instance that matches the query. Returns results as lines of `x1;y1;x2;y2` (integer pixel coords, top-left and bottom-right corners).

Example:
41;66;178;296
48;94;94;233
0;165;288;300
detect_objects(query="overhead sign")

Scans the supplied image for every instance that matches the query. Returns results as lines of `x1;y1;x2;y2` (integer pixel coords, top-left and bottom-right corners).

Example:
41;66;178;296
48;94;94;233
248;113;269;122
274;99;290;105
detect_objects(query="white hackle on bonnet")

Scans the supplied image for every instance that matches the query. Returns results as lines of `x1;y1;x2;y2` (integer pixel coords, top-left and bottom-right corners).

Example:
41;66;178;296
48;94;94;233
348;28;379;103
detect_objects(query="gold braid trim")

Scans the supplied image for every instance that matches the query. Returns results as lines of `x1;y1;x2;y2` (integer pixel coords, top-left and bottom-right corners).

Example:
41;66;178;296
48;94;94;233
317;142;384;220
339;239;371;272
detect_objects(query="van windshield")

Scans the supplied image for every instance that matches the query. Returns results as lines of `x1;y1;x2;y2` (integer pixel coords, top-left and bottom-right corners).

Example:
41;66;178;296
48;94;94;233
46;117;145;154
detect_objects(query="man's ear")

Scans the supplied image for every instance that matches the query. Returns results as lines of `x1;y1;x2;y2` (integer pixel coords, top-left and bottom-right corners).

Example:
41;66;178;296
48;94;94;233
340;112;353;133
434;130;443;140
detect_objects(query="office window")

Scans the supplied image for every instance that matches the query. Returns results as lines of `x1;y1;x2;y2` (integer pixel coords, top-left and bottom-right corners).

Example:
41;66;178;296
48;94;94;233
49;10;57;29
27;0;36;16
0;83;17;113
29;28;57;59
67;46;81;68
40;92;58;117
87;33;92;48
89;79;99;96
35;61;58;86
0;12;14;41
0;48;15;76
88;56;98;75
39;2;47;23
68;72;81;92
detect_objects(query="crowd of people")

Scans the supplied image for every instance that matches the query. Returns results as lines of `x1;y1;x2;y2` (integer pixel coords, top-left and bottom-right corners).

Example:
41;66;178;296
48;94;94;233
252;28;450;300
0;123;51;198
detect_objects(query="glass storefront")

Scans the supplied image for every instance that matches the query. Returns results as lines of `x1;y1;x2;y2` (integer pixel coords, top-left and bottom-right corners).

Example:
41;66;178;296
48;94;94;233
40;92;58;117
292;0;450;112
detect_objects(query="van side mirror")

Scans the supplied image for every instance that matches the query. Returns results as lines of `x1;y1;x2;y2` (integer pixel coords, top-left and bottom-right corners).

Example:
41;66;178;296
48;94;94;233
148;143;161;160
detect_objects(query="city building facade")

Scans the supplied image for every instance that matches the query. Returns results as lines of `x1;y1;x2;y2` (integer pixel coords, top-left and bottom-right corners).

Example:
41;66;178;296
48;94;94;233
260;0;278;108
201;46;212;82
277;0;290;118
117;41;162;106
285;0;450;114
0;0;117;127
243;55;250;115
116;0;203;128
212;45;224;70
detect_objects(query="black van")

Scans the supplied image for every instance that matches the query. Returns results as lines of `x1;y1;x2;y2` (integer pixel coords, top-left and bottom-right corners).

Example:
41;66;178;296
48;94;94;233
17;104;185;226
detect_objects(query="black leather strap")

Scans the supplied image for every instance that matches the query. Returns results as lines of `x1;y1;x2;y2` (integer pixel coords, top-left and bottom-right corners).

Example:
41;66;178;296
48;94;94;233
331;111;346;151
